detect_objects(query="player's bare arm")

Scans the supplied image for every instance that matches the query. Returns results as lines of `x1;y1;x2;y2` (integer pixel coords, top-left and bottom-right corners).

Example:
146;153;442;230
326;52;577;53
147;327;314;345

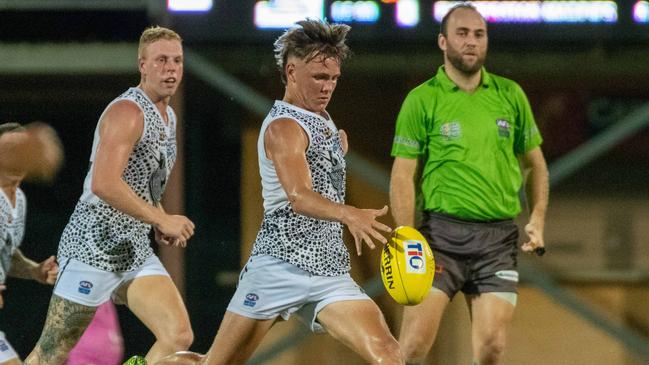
519;146;549;253
389;156;418;227
265;118;390;255
91;100;194;245
9;250;58;284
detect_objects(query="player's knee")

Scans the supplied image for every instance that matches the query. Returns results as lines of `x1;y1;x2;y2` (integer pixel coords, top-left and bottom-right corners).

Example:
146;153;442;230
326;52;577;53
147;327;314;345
400;335;429;361
368;336;402;364
159;321;194;350
477;334;506;362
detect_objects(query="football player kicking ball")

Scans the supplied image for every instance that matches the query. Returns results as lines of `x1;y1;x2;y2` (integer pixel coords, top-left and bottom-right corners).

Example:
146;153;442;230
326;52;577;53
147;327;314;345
124;18;403;365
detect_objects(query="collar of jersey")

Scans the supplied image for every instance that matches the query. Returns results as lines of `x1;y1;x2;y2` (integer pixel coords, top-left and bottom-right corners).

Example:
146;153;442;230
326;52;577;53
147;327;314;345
436;66;491;92
275;100;330;122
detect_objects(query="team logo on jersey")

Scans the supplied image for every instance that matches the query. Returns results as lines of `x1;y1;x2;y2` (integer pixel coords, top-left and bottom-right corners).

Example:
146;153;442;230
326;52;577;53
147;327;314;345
405;240;426;274
149;153;167;204
496;119;511;138
440;122;461;140
78;280;93;295
0;339;8;352
244;293;259;307
324;151;345;201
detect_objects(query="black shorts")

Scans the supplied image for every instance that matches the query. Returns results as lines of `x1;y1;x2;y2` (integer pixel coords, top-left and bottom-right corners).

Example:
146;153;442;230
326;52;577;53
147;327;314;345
419;211;519;298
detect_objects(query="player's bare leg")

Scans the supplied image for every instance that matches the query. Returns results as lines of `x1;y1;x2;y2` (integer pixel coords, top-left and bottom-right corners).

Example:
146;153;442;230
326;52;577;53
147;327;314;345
24;295;97;365
399;289;450;364
122;275;193;363
201;311;276;365
317;299;402;365
466;293;515;365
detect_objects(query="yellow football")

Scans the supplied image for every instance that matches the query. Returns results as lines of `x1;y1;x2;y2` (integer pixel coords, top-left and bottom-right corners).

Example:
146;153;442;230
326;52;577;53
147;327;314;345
380;226;435;305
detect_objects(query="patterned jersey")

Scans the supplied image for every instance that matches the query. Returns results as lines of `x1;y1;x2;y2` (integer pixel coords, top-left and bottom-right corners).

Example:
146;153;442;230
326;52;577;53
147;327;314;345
251;101;349;276
58;87;177;272
0;188;26;285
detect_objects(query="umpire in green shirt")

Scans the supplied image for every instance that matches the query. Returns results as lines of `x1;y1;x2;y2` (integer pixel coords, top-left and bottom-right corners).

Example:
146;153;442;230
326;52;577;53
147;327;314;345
390;3;549;365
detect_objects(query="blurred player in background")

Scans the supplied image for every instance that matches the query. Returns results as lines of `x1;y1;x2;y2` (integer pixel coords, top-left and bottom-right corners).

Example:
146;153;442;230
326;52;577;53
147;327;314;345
390;3;549;365
0;122;61;365
25;26;195;365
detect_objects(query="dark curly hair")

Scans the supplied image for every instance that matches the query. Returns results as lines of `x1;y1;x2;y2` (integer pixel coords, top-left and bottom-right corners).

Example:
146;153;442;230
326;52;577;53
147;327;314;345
274;19;352;85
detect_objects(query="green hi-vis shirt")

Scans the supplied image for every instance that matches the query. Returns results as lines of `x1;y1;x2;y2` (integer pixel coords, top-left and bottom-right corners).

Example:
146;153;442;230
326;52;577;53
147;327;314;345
391;66;543;221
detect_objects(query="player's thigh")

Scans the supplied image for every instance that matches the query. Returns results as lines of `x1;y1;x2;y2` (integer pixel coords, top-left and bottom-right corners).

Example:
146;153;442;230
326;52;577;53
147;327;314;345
399;288;450;344
123;275;190;334
317;299;396;351
466;292;515;340
0;358;20;365
203;311;276;365
41;294;97;338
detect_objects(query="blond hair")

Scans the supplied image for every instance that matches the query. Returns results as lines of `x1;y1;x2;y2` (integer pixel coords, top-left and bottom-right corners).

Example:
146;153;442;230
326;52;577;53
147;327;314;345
138;26;183;59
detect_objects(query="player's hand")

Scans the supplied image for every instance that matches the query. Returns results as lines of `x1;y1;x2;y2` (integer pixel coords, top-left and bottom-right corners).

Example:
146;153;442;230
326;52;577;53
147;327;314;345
341;205;391;256
156;214;195;247
154;227;185;247
0;285;5;309
35;256;59;285
521;221;545;256
339;129;348;156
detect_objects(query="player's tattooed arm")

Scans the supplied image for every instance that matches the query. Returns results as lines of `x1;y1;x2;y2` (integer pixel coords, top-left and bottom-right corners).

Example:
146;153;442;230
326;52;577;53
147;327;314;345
9;250;58;284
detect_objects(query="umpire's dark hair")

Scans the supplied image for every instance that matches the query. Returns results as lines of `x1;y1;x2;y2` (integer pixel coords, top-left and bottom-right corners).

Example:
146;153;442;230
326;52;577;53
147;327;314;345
440;3;484;37
274;18;352;85
0;123;25;138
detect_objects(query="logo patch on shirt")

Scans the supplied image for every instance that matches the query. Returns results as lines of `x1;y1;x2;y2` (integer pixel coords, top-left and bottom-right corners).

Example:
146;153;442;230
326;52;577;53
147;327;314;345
440;122;461;140
0;339;9;352
496;119;511;138
78;280;93;295
244;293;259;307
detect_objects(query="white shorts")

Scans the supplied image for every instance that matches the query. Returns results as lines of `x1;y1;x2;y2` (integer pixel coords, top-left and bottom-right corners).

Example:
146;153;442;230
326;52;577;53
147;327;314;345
227;255;370;333
0;331;18;362
54;254;169;306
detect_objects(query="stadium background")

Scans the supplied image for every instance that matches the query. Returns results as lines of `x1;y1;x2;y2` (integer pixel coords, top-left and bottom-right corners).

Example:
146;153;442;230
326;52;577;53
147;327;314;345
1;0;649;363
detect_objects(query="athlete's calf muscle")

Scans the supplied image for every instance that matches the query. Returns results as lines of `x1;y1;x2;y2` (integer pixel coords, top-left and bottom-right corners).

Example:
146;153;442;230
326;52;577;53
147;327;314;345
28;295;96;365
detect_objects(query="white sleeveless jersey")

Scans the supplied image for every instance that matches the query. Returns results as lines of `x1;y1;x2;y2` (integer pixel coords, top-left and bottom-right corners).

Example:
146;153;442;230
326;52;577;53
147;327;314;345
251;101;349;276
58;87;177;272
0;188;26;285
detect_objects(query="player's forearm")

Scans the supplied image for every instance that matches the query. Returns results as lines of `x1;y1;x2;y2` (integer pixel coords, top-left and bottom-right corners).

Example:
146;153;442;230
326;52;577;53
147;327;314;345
390;176;416;227
288;189;352;223
8;249;39;281
92;178;164;227
524;163;549;229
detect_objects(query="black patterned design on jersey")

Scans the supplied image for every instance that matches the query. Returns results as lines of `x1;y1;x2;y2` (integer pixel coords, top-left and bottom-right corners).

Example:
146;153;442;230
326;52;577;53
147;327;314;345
58;88;177;272
252;102;350;276
0;189;26;284
149;152;167;204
